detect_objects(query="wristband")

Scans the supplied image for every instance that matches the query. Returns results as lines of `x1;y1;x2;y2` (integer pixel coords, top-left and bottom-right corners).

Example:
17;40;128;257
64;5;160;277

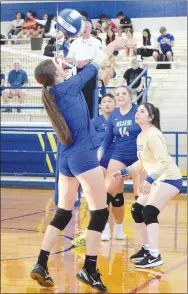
121;168;130;177
145;176;154;184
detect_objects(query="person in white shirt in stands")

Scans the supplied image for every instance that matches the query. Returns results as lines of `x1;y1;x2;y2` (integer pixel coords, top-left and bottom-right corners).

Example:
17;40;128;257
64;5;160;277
124;28;137;59
32;13;49;37
7;12;24;39
137;29;156;62
66;21;102;117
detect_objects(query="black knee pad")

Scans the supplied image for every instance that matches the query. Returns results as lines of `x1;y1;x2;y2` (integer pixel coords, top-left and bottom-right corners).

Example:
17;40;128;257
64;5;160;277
111;193;124;207
143;205;160;226
107;193;113;206
50;208;72;230
88;207;109;233
131;202;144;223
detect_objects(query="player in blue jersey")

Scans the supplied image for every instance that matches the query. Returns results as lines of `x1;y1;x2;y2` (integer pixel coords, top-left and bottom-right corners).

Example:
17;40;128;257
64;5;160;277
99;85;145;241
30;38;127;292
71;93;118;247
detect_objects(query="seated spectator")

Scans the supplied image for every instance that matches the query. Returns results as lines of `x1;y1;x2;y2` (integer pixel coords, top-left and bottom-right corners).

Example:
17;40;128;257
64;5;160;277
153;26;174;62
2;60;28;113
117;11;133;32
106;18;118;32
91;30;102;43
106;29;118;56
43;37;56;57
137;29;156;61
32;13;49;37
13;10;37;39
80;11;93;28
7;12;24;39
0;67;5;96
43;15;57;38
124;28;137;59
122;58;145;105
96;14;108;33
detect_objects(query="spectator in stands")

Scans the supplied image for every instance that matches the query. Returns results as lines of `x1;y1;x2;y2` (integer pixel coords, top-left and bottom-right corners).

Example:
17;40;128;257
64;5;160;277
153;26;175;62
105;18;118;32
66;21;101;117
13;10;37;39
7;12;24;39
32;13;49;37
124;28;137;59
106;29;119;56
96;14;108;33
117;11;133;32
44;37;56;57
2;60;28;113
43;15;57;38
137;29;156;61
91;30;102;43
122;58;145;105
80;11;93;28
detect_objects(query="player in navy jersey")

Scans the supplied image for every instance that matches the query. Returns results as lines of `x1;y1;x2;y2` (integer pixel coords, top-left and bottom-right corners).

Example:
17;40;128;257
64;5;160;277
99;85;145;241
30;38;127;292
71;93;118;247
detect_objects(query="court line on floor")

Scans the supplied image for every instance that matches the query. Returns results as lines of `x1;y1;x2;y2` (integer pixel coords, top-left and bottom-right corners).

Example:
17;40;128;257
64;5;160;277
0;208;56;222
129;258;187;293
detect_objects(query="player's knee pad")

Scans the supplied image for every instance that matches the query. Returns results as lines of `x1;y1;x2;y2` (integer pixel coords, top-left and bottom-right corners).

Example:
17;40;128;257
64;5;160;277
50;208;72;230
143;205;160;226
131;202;144;223
88;207;109;233
107;192;113;206
111;193;124;207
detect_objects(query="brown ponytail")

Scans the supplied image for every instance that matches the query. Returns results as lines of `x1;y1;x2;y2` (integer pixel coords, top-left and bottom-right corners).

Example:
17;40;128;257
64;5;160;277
35;59;72;144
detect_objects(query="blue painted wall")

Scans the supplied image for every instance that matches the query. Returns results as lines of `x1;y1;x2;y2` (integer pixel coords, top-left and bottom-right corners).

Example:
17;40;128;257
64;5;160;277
1;132;57;176
1;1;187;21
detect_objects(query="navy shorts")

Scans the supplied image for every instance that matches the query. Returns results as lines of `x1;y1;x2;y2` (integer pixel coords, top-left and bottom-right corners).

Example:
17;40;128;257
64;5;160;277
111;153;138;167
59;147;100;177
161;179;182;192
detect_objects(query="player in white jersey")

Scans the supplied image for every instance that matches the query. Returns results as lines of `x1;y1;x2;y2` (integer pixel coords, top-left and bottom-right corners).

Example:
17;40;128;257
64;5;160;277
113;102;182;268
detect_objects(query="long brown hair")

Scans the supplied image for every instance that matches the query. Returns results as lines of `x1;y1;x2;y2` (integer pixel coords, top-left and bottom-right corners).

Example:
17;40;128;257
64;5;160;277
35;59;72;144
141;102;161;130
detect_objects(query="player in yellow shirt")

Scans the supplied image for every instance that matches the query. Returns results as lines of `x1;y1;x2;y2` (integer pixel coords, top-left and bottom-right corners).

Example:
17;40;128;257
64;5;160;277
112;102;182;268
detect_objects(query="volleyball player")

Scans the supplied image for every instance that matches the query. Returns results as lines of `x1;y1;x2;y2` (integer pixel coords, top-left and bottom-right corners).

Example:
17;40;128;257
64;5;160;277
30;38;127;291
112;102;182;268
72;93;116;247
99;86;143;241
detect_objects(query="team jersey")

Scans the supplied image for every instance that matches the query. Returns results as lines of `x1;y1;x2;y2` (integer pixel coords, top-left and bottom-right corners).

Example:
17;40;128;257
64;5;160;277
157;33;174;51
91;114;115;151
50;63;101;157
100;104;141;158
129;125;182;181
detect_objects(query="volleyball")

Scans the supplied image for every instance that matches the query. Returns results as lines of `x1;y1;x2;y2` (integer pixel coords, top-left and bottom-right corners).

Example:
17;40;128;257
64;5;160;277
57;9;85;37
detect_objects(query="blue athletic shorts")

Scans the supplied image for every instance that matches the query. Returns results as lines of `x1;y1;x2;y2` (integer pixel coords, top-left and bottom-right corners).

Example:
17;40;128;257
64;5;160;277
111;153;138;167
100;149;114;169
59;147;100;177
161;179;182;191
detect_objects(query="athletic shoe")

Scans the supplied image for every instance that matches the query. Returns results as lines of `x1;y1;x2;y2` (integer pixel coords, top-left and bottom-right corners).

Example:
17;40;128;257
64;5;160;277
71;229;87;247
101;223;111;241
130;246;149;262
135;253;164;268
115;224;126;240
30;264;54;287
76;267;107;292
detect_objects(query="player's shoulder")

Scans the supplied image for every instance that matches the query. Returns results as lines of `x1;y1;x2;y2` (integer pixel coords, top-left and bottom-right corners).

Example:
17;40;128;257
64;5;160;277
90;36;101;46
148;125;163;140
91;115;103;124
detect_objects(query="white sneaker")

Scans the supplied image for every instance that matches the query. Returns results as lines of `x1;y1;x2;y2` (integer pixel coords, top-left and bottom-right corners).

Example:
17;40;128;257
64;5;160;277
115;224;126;240
101;223;111;241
